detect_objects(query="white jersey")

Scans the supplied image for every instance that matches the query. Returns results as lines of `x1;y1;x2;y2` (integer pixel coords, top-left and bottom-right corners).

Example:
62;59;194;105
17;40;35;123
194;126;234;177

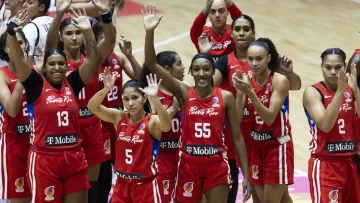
23;16;53;56
0;1;5;24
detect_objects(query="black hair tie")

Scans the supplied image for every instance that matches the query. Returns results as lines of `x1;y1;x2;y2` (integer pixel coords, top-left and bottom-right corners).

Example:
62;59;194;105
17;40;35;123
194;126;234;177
7;21;19;36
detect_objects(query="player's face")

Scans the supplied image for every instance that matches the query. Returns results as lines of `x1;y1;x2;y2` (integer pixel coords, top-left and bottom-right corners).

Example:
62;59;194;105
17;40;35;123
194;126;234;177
5;0;23;10
44;54;67;84
122;88;147;115
231;18;254;50
191;58;215;88
23;0;44;19
247;45;271;75
208;0;228;28
322;55;345;85
5;32;28;58
60;24;84;52
167;54;185;81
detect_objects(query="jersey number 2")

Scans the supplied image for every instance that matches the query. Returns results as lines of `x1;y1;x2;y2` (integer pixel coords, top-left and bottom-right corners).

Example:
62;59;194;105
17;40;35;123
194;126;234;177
107;86;118;101
338;119;345;134
195;123;211;138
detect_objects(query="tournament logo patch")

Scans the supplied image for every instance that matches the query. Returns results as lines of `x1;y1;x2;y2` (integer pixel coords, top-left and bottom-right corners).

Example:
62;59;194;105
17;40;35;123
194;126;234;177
138;123;145;134
183;182;194;197
45;186;55;201
328;190;338;203
162;180;169;195
15;177;24;192
265;83;270;94
252;165;259;180
112;58;117;65
104;139;111;155
65;87;71;96
344;92;352;103
212;97;220;108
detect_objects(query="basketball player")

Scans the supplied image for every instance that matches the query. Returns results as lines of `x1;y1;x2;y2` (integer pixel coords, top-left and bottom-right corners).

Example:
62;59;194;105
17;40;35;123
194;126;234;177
92;22;142;203
303;48;360;203
87;72;171;203
45;0;116;202
141;51;185;203
0;25;30;203
6;7;99;203
232;38;294;203
142;4;251;203
22;0;53;64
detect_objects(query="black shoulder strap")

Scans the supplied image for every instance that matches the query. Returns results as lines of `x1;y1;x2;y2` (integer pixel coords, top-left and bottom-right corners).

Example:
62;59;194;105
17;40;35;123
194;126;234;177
29;22;40;53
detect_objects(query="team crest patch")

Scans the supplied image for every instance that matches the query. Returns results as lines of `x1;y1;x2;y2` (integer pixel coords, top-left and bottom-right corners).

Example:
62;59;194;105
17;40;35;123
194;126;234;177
112;58;117;65
45;186;55;201
162;180;169;195
328;190;338;203
138;123;145;134
212;97;220;108
252;165;259;180
65;87;71;95
344;92;352;103
15;177;25;192
183;182;193;197
104;139;111;155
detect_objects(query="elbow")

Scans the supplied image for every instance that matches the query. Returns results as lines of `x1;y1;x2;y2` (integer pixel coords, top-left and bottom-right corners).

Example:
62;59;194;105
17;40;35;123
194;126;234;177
290;83;302;91
264;117;276;126
319;125;332;133
7;108;19;117
161;120;172;132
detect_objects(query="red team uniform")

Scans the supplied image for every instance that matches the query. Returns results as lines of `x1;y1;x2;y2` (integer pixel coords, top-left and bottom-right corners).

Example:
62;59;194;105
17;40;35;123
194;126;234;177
215;51;253;166
306;82;360;203
0;67;30;199
174;87;231;202
248;73;294;185
67;56;105;164
157;90;181;202
24;70;89;203
111;113;162;203
99;53;123;161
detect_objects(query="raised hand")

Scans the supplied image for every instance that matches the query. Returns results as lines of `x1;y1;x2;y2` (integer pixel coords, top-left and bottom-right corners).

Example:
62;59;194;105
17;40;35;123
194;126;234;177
347;63;358;92
56;0;72;13
118;36;132;57
34;46;45;71
279;55;294;74
337;68;346;94
141;3;163;31
109;0;125;10
103;67;116;89
139;73;162;98
198;30;214;54
11;10;28;30
69;8;92;31
91;0;110;13
203;0;214;14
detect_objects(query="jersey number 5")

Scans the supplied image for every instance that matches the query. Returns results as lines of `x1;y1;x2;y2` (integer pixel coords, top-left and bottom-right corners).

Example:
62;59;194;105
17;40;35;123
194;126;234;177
195;123;211;138
125;149;133;164
338;119;345;134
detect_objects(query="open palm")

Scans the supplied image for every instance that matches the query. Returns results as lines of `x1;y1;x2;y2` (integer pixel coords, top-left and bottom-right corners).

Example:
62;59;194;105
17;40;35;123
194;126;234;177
142;4;163;31
139;74;161;98
103;67;116;89
69;8;91;31
347;63;358;92
91;0;110;13
56;0;72;13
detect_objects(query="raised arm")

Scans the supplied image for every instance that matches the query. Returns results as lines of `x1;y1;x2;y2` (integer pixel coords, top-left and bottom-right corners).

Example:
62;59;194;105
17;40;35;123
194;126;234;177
224;0;242;20
45;0;72;52
143;4;188;109
0;73;24;117
223;90;251;202
278;55;302;90
118;37;142;80
70;8;100;84
6;14;32;82
348;63;360;117
303;70;346;133
92;0;116;66
88;67;124;125
190;0;213;52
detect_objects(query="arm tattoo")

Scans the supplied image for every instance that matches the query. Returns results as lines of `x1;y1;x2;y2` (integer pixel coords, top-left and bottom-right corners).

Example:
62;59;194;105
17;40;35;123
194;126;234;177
225;0;233;7
203;1;213;14
85;35;98;59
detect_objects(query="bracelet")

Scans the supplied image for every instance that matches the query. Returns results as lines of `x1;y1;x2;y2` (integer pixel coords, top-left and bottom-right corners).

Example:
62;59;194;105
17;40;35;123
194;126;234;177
7;22;19;36
101;10;112;24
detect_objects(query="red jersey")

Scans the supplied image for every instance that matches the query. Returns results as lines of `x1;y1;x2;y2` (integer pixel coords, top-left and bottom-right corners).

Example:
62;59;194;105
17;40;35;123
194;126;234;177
248;73;292;143
27;78;81;150
190;3;242;62
66;55;99;125
180;87;227;156
306;82;356;157
0;67;30;136
99;53;123;134
114;113;160;181
158;90;181;150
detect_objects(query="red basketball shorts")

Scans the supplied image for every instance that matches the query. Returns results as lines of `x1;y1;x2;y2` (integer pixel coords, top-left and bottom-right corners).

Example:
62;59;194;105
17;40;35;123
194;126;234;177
0;133;31;199
309;156;360;203
80;119;105;164
111;178;162;203
174;151;231;202
157;150;178;202
101;121;116;161
27;148;89;203
250;139;294;185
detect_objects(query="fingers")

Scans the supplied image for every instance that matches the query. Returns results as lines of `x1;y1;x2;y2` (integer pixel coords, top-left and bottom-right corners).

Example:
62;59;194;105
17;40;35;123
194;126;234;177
138;87;145;93
157;78;162;86
70;7;79;18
